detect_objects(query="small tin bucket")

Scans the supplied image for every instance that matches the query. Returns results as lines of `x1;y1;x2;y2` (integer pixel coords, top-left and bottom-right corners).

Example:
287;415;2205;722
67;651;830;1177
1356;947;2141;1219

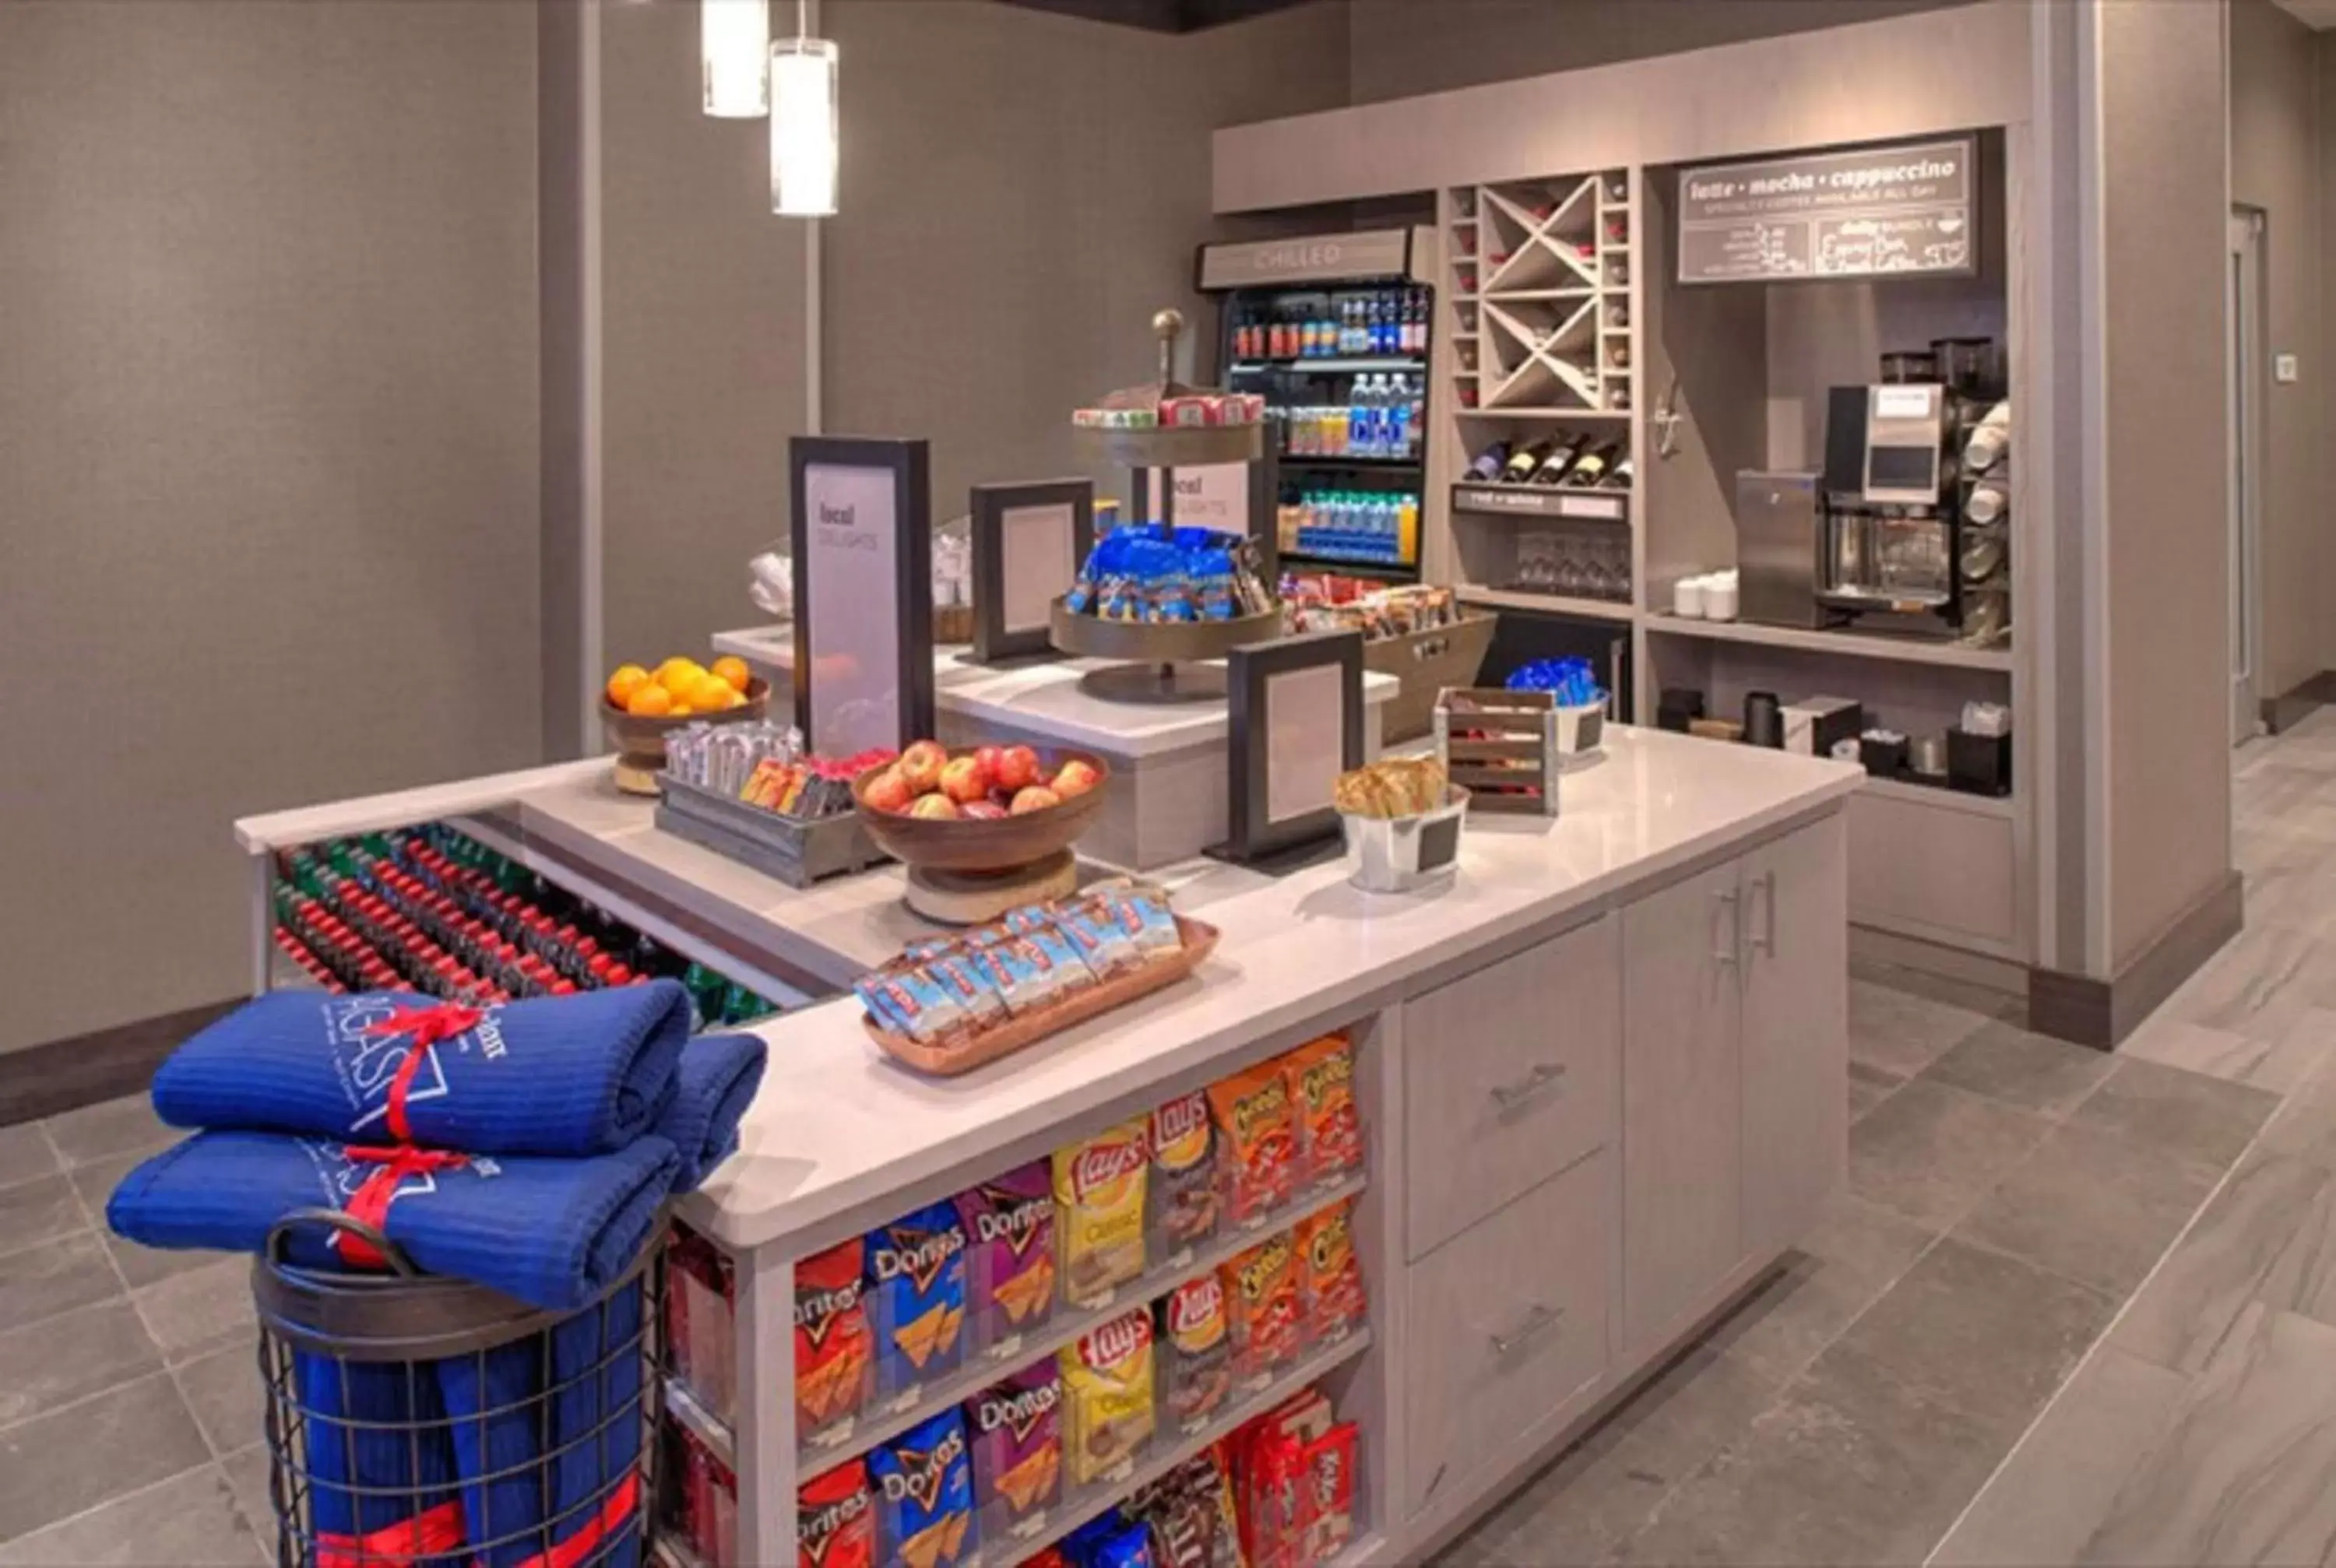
1341;785;1470;893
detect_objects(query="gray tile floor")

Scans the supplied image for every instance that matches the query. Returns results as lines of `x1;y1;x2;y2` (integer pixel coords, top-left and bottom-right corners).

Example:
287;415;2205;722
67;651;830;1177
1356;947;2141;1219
9;718;2336;1566
1447;712;2336;1568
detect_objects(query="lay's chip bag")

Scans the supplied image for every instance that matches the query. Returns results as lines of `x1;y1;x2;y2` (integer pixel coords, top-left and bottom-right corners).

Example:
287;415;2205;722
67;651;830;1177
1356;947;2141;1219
1146;1090;1219;1257
871;1408;976;1568
1054;1119;1149;1306
867;1203;969;1397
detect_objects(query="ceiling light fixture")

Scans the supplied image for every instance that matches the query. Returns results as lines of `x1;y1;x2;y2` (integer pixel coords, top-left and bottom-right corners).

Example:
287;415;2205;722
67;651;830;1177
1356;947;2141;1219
702;0;770;118
770;0;838;217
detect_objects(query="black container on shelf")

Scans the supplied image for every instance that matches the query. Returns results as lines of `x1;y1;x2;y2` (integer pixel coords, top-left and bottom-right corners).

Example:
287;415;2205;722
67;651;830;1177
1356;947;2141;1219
1859;735;1909;779
1947;729;2013;797
1657;687;1706;734
1743;691;1784;749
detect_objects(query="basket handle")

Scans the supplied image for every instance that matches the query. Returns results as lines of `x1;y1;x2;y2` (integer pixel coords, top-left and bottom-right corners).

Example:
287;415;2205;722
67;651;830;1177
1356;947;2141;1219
265;1208;420;1277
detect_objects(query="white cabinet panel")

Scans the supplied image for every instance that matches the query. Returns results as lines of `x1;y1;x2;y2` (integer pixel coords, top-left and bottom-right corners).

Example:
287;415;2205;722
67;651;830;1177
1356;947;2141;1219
1741;814;1849;1260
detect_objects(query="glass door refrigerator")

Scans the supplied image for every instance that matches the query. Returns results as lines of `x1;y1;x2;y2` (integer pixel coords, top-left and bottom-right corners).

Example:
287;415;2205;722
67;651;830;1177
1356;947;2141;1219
1197;228;1434;583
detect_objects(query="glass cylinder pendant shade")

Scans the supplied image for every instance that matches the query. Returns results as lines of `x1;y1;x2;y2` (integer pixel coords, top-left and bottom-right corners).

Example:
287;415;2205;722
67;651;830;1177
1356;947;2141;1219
770;37;839;216
702;0;770;118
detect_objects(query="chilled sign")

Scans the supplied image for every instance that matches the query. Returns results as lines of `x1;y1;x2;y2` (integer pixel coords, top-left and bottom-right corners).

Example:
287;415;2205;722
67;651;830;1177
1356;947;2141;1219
1676;138;1977;284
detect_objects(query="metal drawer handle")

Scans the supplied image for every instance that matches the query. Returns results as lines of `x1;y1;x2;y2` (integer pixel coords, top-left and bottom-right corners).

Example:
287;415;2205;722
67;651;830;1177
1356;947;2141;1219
1750;870;1776;956
1488;1061;1567;1111
1715;886;1740;966
1490;1303;1562;1359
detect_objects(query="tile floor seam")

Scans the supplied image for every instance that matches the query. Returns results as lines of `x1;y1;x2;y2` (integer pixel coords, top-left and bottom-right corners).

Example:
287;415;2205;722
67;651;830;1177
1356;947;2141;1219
0;1457;227;1557
0;1364;185;1439
1919;1036;2310;1567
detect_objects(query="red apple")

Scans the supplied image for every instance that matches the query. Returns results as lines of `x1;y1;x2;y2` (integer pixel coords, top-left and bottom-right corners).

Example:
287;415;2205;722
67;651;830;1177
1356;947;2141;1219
862;768;913;814
962;800;1008;821
974;744;1005;781
1050;758;1102;799
995;745;1042;793
909;793;960;821
940;754;991;804
1010;786;1061;815
898;740;947;795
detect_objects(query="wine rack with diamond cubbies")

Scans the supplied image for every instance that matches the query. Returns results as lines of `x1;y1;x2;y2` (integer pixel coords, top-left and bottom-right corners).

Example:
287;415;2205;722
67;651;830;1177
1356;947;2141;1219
1438;169;1639;621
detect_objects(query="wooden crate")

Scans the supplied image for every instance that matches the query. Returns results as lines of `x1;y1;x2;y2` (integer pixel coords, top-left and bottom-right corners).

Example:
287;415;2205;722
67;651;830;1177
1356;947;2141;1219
655;776;887;889
1434;687;1561;816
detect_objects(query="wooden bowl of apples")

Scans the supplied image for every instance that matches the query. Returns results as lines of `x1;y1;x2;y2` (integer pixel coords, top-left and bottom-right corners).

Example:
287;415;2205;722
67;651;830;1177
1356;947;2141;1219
852;740;1109;874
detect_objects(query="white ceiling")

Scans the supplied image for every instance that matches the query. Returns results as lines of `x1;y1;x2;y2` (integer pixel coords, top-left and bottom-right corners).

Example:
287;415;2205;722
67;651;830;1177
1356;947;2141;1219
2275;0;2336;30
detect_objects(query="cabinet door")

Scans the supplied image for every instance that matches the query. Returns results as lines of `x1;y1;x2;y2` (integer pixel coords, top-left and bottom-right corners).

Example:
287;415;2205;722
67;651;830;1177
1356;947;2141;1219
1402;914;1620;1260
1620;857;1744;1349
1740;813;1850;1259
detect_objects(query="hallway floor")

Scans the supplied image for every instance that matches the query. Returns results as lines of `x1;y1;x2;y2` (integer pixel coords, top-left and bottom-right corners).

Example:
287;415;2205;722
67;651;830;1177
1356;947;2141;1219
2;721;2334;1564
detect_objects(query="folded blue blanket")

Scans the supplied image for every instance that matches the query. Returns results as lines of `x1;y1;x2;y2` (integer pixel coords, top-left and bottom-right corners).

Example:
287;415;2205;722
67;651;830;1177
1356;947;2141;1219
298;1351;465;1567
150;982;692;1156
653;1033;766;1193
107;1131;678;1311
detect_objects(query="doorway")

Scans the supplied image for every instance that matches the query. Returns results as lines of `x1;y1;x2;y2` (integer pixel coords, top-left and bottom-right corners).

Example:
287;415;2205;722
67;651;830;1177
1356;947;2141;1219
2229;208;2266;746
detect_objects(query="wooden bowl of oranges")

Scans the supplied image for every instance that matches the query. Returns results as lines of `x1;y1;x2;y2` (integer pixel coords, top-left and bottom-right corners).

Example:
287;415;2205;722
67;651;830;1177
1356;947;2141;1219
601;656;772;796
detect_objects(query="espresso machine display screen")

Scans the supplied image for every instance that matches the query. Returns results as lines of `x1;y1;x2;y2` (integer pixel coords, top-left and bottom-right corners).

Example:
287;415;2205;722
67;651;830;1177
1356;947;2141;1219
1867;444;1939;493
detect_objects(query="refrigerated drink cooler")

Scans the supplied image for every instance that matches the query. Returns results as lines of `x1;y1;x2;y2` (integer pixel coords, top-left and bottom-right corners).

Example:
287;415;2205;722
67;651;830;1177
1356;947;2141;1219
1198;228;1437;582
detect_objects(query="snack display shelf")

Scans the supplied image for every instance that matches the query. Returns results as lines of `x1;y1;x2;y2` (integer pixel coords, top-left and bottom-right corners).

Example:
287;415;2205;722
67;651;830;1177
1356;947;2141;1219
805;1171;1367;1470
997;1327;1372;1566
660;1170;1370;1475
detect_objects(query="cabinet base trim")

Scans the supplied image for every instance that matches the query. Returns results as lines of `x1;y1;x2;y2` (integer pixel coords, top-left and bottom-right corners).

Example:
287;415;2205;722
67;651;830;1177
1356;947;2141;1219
2027;870;2243;1049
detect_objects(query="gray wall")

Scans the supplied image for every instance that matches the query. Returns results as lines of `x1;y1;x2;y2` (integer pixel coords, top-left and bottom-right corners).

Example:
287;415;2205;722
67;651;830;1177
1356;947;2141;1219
1344;0;1979;106
2099;0;2234;970
597;0;812;674
2231;0;2325;703
0;0;542;1054
821;0;1354;512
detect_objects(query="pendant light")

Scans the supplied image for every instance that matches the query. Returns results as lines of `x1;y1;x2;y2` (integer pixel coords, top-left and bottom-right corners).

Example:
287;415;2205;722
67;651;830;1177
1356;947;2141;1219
702;0;770;119
770;0;838;217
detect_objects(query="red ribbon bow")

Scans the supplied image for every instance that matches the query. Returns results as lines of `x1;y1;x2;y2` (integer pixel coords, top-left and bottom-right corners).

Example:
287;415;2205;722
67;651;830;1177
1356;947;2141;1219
333;1144;469;1268
360;1001;482;1144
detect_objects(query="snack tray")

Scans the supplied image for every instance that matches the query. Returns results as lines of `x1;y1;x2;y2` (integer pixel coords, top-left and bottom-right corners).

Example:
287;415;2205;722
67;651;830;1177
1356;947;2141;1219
1049;601;1283;666
864;916;1222;1077
656;775;886;891
1072;420;1263;469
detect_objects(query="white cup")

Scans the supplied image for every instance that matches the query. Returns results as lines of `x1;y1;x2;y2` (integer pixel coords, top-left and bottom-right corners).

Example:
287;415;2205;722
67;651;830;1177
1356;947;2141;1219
1703;580;1739;621
1674;577;1707;618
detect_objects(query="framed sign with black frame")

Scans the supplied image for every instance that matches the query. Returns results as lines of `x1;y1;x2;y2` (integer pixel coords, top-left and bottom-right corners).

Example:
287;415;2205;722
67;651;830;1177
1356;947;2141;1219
789;436;937;755
969;477;1094;663
1214;628;1365;864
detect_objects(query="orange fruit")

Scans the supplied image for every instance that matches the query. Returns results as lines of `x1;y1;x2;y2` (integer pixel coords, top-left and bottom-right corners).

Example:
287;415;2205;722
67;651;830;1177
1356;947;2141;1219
606;664;651;706
625;684;674;718
706;683;744;712
657;659;707;698
712;656;751;694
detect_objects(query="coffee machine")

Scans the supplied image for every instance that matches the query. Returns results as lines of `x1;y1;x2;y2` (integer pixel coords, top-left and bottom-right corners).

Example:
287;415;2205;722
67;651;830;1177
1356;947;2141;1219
1816;382;1964;636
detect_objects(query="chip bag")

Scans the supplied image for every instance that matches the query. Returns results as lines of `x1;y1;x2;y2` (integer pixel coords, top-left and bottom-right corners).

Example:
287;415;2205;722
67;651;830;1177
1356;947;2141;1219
797;1458;876;1568
1281;1035;1361;1187
955;1161;1057;1353
1054;1120;1149;1306
969;1362;1063;1548
1156;1274;1233;1436
867;1203;970;1397
871;1409;976;1568
1059;1307;1157;1485
1295;1198;1366;1348
1224;1232;1300;1386
1208;1064;1296;1226
796;1237;874;1438
1146;1090;1220;1258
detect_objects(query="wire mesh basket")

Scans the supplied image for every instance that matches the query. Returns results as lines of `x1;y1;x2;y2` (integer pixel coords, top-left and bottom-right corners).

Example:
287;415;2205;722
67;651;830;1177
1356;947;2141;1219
252;1208;663;1568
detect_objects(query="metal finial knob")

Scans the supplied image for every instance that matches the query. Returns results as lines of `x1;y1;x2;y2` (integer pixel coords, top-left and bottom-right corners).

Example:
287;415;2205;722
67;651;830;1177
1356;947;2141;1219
1152;308;1184;388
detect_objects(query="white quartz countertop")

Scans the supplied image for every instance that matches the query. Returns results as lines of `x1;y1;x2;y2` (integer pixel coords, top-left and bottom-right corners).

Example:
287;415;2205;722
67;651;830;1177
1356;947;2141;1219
712;624;1396;760
683;727;1863;1252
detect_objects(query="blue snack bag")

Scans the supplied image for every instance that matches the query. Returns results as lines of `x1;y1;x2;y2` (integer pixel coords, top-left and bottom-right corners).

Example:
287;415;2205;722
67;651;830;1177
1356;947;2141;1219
870;1408;976;1568
866;1202;969;1396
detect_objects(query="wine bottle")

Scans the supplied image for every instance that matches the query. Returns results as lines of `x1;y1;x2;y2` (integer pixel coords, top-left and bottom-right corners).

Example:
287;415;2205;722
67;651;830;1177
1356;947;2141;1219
1500;438;1553;485
1528;434;1585;487
1465;441;1510;483
1564;443;1619;487
1599;454;1635;490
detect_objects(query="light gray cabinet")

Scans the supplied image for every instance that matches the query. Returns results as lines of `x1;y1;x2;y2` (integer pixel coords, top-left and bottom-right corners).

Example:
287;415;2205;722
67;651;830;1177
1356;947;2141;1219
1620;857;1745;1348
1741;814;1849;1259
1401;914;1620;1260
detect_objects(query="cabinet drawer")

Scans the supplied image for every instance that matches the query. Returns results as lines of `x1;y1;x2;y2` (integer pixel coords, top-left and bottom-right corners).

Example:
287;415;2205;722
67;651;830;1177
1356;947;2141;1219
1402;1150;1613;1521
1849;789;2017;949
1402;914;1619;1259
